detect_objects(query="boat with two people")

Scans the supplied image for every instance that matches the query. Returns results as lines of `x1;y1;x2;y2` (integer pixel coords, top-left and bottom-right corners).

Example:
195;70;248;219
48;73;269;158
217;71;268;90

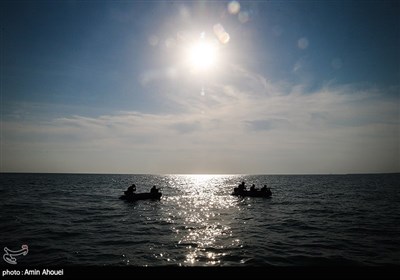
120;184;162;201
232;182;272;198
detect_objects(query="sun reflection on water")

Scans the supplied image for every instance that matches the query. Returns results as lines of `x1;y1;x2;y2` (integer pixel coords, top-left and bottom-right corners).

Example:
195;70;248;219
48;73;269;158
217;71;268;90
165;174;242;265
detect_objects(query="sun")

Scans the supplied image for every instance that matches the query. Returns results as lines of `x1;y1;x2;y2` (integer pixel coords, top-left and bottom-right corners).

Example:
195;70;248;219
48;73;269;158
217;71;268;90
186;38;218;71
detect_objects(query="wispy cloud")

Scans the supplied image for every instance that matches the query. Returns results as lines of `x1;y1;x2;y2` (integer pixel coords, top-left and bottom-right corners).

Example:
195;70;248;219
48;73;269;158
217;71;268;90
1;64;399;173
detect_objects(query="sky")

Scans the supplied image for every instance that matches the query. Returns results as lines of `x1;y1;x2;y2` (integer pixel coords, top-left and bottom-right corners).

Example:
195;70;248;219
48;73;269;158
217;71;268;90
1;0;399;174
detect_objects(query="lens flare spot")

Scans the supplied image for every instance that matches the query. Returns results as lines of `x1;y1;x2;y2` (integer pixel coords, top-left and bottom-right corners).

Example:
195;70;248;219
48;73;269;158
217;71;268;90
228;1;240;15
213;23;230;44
298;37;309;49
238;11;249;23
165;37;176;48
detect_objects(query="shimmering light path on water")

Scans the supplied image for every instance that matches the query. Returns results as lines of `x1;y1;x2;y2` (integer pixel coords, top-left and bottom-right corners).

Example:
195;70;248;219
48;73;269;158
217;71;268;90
1;173;399;266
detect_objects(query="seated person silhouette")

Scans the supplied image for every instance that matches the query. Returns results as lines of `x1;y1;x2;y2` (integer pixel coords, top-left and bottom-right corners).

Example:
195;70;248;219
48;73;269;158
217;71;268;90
124;184;136;196
261;185;271;195
250;184;256;191
150;185;159;194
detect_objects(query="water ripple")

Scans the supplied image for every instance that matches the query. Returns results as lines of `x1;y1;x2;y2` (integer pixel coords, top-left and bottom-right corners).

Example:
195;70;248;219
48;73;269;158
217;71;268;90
1;173;399;266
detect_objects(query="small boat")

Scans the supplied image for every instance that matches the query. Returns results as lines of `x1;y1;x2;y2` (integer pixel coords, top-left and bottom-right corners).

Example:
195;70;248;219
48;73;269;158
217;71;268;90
232;188;272;198
120;192;162;201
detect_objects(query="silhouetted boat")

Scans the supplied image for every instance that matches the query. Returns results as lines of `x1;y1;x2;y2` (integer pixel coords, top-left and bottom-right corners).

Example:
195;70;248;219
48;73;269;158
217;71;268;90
120;192;162;201
232;188;272;198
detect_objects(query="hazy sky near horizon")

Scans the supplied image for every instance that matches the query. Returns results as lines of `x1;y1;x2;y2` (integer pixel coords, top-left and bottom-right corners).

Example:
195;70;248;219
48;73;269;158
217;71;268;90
1;0;399;174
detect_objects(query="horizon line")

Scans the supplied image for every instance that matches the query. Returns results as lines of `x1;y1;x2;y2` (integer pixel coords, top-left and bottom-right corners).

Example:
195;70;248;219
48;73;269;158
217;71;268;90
1;171;399;176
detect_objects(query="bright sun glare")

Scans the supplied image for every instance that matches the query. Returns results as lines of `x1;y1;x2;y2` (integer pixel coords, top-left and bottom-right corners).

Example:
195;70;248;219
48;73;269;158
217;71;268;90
187;39;217;71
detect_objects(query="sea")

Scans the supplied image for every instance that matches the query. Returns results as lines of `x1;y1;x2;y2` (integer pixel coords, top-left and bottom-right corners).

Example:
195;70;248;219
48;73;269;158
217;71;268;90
1;173;399;272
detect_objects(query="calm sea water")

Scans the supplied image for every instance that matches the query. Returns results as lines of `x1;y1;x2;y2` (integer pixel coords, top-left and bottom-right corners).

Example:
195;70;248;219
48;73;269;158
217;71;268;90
0;173;399;267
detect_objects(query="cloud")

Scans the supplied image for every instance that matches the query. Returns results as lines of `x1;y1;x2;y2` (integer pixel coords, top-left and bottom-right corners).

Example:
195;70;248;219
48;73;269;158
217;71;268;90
1;63;399;174
246;119;293;131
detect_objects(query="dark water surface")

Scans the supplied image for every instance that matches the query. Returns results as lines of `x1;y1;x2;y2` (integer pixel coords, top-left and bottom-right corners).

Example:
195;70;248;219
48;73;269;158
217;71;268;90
1;173;399;267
